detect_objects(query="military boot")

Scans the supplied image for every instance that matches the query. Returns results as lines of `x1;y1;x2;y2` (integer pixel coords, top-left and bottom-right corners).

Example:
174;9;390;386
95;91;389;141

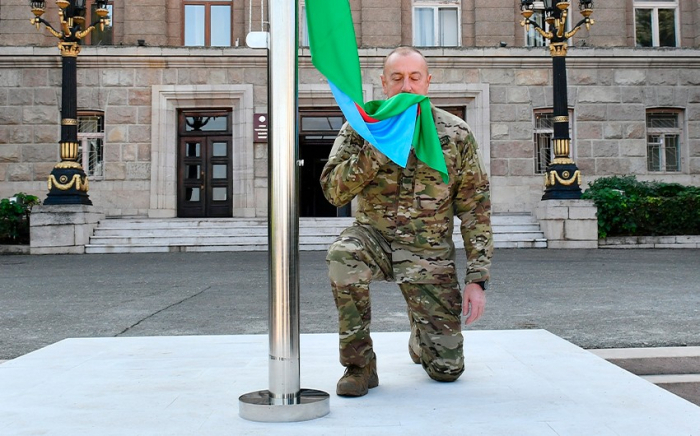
336;353;378;397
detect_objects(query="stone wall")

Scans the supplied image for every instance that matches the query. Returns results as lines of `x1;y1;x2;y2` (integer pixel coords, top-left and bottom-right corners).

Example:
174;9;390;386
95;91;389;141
1;46;699;218
0;46;268;217
6;0;698;50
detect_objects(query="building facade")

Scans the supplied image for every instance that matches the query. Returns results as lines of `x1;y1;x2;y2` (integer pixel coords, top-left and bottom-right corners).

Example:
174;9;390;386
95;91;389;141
1;0;699;219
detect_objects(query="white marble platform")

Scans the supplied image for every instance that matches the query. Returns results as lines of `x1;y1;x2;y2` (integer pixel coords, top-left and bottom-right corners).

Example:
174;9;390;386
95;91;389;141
1;330;699;435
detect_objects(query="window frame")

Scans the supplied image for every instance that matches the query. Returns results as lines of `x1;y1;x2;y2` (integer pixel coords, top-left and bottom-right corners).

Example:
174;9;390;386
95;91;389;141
633;0;680;47
533;109;574;175
412;1;461;47
299;1;309;47
183;0;233;47
84;0;114;46
77;111;105;179
645;109;683;173
524;1;573;48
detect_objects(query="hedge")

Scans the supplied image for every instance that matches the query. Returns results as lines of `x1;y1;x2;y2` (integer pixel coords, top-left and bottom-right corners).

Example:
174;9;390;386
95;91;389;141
0;193;40;245
581;175;700;239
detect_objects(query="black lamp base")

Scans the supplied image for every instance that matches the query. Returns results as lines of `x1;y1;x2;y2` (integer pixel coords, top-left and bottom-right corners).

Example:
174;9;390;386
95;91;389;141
541;163;582;200
43;165;92;206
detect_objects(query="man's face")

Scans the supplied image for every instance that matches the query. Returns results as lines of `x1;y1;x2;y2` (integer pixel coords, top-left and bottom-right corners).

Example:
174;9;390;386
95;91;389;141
381;52;432;98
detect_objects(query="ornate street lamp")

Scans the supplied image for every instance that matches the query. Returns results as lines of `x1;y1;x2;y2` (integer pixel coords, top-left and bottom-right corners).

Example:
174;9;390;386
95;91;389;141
29;0;111;205
521;0;594;200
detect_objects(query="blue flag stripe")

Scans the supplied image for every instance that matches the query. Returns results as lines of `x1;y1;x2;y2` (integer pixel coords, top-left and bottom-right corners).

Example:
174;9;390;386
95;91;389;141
329;81;416;168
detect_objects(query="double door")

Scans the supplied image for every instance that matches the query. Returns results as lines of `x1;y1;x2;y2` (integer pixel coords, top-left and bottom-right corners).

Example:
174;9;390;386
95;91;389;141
177;111;233;217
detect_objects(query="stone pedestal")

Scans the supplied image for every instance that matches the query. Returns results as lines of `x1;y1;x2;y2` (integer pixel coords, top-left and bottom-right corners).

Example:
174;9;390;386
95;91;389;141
535;199;598;249
30;205;104;255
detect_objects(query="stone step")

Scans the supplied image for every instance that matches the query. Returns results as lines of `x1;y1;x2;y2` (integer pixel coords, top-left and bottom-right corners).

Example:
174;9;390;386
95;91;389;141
591;347;700;375
85;243;338;254
494;240;548;249
93;227;351;237
86;213;547;253
96;218;346;229
590;347;700;406
94;226;542;237
95;216;538;229
92;227;544;238
491;212;540;225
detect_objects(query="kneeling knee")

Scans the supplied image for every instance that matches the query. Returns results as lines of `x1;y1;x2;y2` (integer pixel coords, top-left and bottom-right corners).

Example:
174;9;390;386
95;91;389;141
327;240;372;286
426;368;463;382
423;359;464;382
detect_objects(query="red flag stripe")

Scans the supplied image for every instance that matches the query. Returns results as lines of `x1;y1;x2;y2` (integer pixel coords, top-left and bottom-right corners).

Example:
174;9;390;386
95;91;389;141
355;103;380;123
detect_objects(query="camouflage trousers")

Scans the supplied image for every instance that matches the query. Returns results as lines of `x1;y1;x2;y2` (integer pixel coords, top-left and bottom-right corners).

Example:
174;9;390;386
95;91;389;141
327;224;464;382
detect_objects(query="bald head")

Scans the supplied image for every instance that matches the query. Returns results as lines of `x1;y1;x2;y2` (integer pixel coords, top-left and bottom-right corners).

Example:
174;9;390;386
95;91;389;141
381;47;431;98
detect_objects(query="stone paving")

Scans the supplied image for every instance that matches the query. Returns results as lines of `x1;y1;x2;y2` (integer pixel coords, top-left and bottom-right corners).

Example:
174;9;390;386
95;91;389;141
1;248;699;360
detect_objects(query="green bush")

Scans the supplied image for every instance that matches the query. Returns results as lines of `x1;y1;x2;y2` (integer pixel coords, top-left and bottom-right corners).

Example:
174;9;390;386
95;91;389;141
0;193;41;245
581;176;700;238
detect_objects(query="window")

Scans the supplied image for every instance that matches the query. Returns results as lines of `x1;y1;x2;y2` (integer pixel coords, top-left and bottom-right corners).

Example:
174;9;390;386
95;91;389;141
413;1;460;47
533;110;574;174
524;1;572;47
184;1;232;47
646;110;682;172
86;0;113;46
77;112;105;178
634;0;678;47
299;1;309;47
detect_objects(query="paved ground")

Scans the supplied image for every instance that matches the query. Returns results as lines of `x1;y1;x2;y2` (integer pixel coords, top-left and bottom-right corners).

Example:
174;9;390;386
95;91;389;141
1;249;699;361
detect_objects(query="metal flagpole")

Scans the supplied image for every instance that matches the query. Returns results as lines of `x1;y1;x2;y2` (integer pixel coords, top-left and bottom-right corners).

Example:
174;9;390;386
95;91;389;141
238;0;329;422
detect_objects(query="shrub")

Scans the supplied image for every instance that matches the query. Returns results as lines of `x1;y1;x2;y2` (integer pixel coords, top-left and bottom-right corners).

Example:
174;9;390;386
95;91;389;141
582;176;700;238
0;193;41;245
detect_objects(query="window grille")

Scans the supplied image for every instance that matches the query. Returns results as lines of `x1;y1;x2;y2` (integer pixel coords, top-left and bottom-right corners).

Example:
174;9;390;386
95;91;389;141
646;111;681;172
533;110;574;174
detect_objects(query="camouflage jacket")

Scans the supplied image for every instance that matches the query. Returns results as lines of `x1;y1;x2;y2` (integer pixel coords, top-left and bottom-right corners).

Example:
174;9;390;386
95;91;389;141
320;106;493;285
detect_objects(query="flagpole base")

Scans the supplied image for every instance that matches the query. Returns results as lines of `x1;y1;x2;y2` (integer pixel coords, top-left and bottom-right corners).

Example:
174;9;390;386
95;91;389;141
239;389;330;422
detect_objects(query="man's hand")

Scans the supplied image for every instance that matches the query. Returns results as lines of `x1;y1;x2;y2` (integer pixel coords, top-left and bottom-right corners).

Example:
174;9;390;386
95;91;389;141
462;283;486;325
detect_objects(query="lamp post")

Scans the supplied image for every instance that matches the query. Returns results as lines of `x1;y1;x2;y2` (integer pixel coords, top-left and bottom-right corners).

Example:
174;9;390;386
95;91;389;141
29;0;111;205
520;0;594;200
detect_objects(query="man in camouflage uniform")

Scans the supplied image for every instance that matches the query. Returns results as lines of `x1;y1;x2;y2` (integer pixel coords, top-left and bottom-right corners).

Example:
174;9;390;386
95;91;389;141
321;46;493;397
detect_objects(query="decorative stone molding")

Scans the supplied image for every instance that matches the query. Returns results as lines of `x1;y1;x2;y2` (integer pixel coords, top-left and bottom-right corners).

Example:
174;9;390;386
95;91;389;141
149;85;255;218
429;83;491;175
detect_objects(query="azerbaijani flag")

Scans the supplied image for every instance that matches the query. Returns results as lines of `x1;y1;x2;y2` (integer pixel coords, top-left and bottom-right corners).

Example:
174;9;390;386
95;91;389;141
305;0;448;183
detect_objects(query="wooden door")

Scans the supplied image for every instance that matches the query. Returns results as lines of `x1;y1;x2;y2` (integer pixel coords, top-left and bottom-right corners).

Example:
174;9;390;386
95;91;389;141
177;111;233;217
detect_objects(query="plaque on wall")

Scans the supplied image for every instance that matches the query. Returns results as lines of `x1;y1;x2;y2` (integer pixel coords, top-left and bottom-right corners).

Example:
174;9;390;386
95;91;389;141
254;113;268;143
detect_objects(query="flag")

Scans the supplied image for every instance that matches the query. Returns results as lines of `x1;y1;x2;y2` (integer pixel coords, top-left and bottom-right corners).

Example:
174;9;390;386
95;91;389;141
305;0;448;183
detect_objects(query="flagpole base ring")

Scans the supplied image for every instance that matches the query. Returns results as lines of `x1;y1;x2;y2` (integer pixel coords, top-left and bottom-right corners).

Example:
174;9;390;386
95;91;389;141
239;388;330;422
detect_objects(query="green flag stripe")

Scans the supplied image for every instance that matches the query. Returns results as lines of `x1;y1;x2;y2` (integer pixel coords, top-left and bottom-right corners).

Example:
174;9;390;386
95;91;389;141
306;0;448;183
306;1;364;105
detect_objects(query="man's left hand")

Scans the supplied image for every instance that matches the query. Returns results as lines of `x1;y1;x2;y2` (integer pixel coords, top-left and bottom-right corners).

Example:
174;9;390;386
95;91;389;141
462;283;486;325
